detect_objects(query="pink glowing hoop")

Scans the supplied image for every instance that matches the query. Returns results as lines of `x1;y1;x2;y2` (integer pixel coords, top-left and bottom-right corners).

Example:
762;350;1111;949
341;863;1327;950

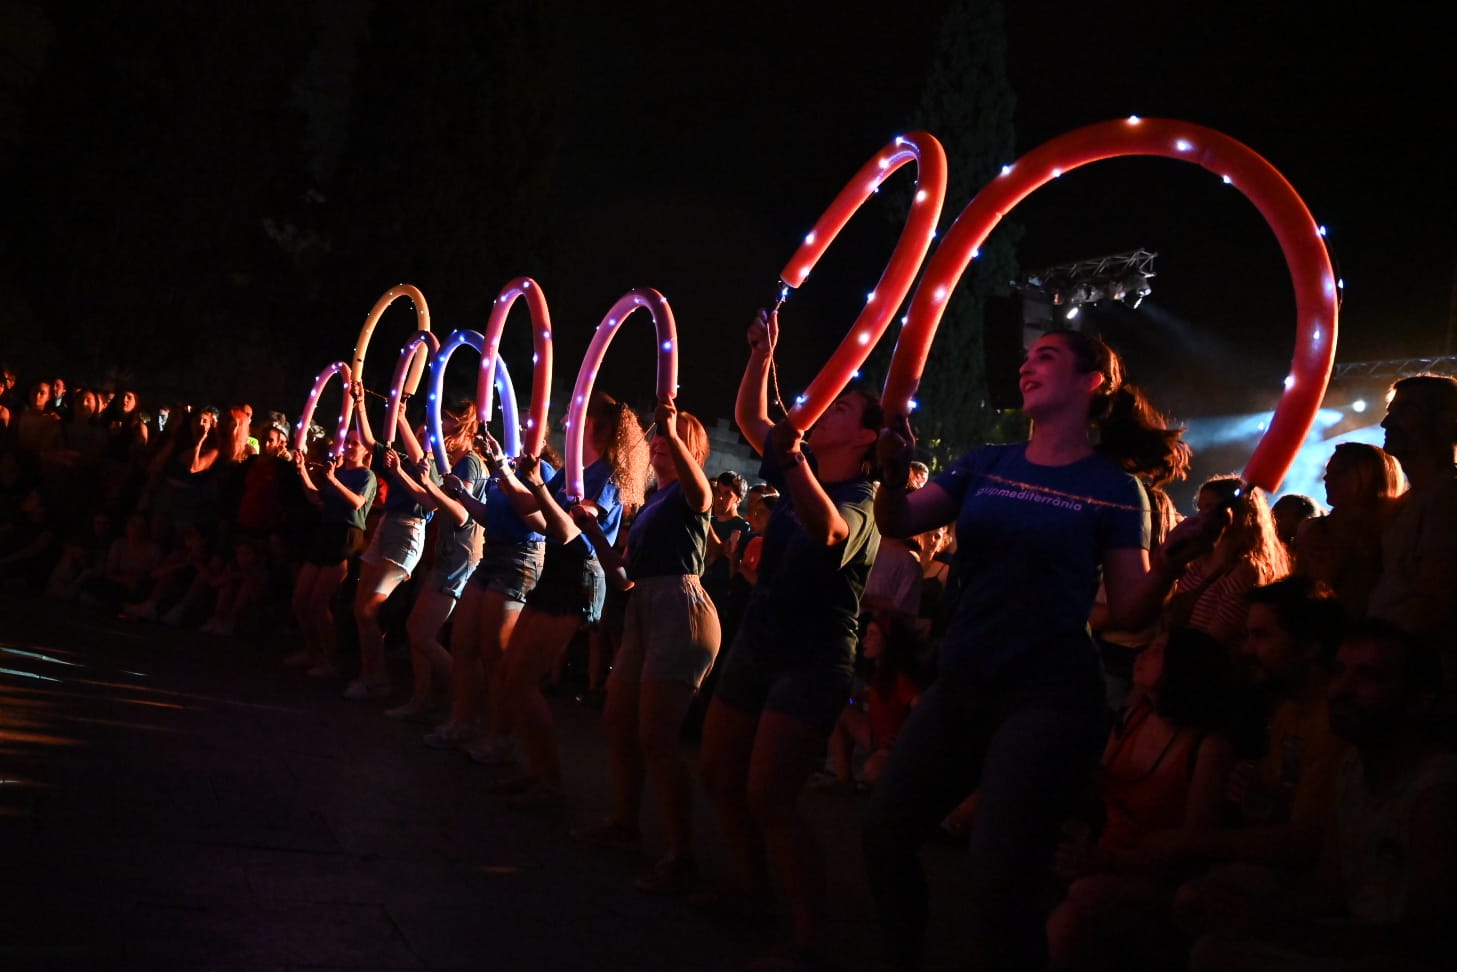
885;117;1337;492
481;277;555;459
774;131;947;430
563;288;678;502
382;330;441;447
295;361;354;459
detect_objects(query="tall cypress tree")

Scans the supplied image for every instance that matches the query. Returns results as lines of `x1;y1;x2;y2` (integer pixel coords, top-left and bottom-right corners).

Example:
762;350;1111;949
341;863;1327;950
872;0;1024;467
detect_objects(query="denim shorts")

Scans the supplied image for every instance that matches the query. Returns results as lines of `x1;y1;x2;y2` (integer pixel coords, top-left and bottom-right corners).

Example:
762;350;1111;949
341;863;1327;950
712;628;855;734
611;575;721;689
469;541;545;604
360;513;427;578
525;535;607;624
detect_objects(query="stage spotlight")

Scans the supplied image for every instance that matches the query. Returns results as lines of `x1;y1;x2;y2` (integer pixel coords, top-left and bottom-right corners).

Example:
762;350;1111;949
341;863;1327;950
1065;306;1080;320
1351;399;1367;413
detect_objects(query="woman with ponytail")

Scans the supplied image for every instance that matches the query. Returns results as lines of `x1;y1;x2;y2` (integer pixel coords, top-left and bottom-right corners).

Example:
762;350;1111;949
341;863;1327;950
865;328;1226;971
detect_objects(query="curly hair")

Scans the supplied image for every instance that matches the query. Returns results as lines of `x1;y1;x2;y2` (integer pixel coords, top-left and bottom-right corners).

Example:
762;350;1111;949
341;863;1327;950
588;393;648;509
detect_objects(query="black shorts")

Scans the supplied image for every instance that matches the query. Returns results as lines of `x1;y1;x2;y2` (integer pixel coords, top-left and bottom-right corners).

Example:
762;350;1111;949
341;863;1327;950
303;521;365;567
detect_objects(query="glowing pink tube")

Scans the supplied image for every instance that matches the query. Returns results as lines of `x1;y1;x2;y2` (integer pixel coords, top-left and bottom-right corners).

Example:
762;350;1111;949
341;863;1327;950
563;288;678;502
775;131;947;430
383;330;441;447
886;117;1337;493
350;284;432;403
480;277;555;458
295;361;354;459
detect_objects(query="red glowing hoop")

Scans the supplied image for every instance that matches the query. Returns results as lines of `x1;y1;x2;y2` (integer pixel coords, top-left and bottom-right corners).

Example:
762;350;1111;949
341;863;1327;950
886;117;1337;492
775;131;947;430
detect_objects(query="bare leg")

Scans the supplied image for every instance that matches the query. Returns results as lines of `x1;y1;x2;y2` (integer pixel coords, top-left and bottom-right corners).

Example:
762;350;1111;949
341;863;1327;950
404;586;457;706
747;711;834;951
638;679;698;860
501;609;581;789
699;697;770;894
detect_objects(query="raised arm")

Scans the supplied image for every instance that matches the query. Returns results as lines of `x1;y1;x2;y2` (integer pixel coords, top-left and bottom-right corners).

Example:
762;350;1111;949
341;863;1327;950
656;398;711;513
351;381;378;449
873;427;959;539
516;453;580;544
770;419;853;546
735;309;778;456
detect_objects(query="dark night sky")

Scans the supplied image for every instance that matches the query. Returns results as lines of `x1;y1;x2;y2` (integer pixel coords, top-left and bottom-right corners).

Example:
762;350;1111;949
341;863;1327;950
8;0;1454;442
509;1;1455;426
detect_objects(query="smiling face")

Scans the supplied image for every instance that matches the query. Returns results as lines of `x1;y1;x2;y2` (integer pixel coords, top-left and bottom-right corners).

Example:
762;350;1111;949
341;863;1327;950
1018;333;1102;420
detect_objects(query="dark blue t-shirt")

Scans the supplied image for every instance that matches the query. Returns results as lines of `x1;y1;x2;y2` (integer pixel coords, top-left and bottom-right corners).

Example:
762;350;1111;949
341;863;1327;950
547;458;622;555
626;481;710;579
739;440;879;671
933;443;1149;679
480;460;554;545
321;466;377;530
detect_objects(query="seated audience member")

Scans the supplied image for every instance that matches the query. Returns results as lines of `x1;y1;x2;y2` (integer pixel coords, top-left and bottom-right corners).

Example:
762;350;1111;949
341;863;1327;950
1045;626;1237;970
1270;492;1322;561
0;487;59;591
1367;374;1457;731
1153;578;1348;895
78;511;159;610
201;536;271;636
823;609;923;791
1182;619;1457;971
1165;475;1288;651
46;510;113;600
906;460;929;491
15;381;61;458
1296;442;1404;619
702;470;751;618
861;531;923;622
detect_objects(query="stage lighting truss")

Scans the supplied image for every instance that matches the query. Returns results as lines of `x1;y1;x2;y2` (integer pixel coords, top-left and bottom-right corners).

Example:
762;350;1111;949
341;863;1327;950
1331;357;1457;380
1018;249;1157;317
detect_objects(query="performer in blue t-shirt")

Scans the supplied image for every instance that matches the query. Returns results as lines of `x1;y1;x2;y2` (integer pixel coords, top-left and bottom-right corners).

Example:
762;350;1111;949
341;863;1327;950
699;309;883;963
865;329;1227;971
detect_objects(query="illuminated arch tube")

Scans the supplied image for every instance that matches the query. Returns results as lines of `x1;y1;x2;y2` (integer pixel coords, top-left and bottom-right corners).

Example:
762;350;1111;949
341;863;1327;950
563;288;678;502
480;277;555;458
382;330;441;446
774;131;947;430
350;284;433;407
425;329;496;472
884;117;1337;492
295;361;354;459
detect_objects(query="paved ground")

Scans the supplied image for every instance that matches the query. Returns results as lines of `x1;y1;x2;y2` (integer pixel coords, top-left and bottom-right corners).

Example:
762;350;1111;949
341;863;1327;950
0;591;977;971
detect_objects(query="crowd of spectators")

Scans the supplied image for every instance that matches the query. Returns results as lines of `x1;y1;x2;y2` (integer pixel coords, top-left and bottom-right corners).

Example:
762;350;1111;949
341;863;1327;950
2;352;1454;971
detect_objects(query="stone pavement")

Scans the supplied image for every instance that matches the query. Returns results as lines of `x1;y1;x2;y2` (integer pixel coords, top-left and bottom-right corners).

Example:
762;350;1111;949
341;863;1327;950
0;592;978;970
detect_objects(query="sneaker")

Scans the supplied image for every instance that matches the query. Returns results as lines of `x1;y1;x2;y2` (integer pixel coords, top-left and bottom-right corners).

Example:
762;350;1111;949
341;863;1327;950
634;853;697;895
505;782;565;812
462;735;516;766
422;723;475;749
304;662;339;679
342;678;393;701
383;700;437;722
569;818;641;850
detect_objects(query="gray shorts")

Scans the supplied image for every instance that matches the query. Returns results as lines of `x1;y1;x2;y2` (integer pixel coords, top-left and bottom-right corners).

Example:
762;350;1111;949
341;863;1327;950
611;575;721;689
360;513;427;578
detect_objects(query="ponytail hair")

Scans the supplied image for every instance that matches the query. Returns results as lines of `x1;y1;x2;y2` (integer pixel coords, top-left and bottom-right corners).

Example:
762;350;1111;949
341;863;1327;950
1049;329;1191;487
